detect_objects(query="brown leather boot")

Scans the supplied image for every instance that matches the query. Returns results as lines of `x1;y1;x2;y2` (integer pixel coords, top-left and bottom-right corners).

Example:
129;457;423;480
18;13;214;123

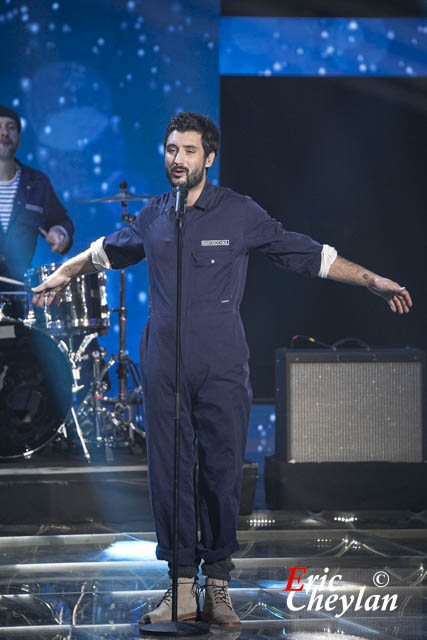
201;578;241;627
139;578;198;625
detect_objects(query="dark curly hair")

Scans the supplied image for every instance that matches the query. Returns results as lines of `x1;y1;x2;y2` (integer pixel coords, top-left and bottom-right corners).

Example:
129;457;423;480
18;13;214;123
163;112;219;159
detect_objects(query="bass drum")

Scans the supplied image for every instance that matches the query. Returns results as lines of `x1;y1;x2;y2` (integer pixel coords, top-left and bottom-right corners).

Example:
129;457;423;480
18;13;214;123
0;320;73;459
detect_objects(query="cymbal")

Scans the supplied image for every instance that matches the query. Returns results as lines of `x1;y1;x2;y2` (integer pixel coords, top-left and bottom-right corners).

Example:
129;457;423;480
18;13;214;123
82;190;153;203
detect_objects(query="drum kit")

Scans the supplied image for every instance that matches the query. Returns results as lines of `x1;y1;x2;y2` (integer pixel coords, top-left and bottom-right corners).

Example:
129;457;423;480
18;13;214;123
0;183;149;463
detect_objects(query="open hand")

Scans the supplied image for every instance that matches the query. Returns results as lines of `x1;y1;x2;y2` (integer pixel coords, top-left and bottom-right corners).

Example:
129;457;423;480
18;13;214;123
368;276;413;314
31;267;71;308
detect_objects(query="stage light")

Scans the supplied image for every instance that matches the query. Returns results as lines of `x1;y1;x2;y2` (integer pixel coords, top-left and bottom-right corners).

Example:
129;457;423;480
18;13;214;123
102;540;157;560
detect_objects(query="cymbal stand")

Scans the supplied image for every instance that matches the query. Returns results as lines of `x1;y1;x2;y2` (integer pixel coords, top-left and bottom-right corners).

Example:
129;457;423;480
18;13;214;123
107;181;143;444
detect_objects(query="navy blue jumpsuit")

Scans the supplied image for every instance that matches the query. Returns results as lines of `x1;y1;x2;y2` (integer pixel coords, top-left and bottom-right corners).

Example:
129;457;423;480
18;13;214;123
102;180;323;574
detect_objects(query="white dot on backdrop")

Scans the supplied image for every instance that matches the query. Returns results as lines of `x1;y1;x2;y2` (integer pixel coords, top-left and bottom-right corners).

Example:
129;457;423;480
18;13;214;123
158;143;164;155
101;182;108;192
296;48;304;55
387;30;395;40
348;20;359;31
318;67;326;75
257;425;263;432
113;324;119;333
138;291;147;304
273;62;281;71
12;98;19;106
58;96;65;105
269;413;275;422
321;30;329;39
359;63;367;72
52;2;59;9
93;154;102;164
44;125;52;135
137;49;145;57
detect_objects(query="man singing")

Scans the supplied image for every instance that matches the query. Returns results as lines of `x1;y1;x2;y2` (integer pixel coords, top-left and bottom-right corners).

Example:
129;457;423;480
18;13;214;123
32;112;412;628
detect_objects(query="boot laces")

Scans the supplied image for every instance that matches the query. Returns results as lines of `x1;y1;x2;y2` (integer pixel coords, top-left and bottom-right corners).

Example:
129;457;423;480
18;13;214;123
156;580;197;608
211;583;232;609
156;585;173;608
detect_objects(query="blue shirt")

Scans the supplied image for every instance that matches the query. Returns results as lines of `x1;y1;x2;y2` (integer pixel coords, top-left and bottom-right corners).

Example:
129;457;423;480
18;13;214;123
103;180;323;321
0;161;74;282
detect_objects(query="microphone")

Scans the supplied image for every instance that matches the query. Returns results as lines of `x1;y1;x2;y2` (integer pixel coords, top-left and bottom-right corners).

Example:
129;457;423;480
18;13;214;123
174;184;188;219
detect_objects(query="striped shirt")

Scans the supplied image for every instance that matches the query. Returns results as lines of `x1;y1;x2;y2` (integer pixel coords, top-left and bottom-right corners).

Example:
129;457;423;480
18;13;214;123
0;167;21;233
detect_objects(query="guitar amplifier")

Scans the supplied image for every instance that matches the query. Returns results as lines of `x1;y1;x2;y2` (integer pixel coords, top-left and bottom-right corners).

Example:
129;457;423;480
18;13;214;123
275;348;426;463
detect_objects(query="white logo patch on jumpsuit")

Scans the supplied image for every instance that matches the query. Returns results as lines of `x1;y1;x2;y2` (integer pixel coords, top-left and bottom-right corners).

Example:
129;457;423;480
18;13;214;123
201;239;230;246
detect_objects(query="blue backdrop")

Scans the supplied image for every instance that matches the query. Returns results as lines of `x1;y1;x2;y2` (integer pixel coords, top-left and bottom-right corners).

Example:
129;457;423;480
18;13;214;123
1;0;219;375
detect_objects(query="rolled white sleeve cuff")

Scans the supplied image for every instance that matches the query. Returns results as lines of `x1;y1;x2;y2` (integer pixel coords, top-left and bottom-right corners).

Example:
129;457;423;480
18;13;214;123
318;244;337;278
90;236;112;271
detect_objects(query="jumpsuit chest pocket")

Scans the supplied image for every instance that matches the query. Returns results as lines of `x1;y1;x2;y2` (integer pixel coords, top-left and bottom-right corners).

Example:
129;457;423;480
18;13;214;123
16;206;45;227
191;248;233;302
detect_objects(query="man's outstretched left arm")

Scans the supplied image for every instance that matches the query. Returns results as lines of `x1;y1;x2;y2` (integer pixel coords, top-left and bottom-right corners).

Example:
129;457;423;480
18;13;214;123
326;255;413;315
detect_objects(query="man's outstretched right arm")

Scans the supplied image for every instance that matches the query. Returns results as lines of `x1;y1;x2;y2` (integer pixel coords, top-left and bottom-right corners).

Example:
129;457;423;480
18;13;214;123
31;248;96;308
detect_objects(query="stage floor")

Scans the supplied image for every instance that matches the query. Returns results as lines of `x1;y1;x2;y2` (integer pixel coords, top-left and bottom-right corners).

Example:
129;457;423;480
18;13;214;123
0;508;426;639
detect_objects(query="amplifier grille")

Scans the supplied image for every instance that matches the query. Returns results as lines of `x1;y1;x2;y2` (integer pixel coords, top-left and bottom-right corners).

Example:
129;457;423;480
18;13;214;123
288;361;423;462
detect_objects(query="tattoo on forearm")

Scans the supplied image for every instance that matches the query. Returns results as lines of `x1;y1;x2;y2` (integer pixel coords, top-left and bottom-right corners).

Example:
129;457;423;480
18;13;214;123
328;255;377;286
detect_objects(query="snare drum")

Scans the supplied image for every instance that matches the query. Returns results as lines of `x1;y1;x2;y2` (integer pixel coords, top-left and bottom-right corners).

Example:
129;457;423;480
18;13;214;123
0;320;73;458
25;263;110;335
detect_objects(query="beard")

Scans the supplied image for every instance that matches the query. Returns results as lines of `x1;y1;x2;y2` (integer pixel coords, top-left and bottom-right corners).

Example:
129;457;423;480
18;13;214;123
0;140;17;160
165;163;205;190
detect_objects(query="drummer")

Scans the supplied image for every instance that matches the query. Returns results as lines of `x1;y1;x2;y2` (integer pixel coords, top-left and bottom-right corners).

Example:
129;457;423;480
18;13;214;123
0;105;74;314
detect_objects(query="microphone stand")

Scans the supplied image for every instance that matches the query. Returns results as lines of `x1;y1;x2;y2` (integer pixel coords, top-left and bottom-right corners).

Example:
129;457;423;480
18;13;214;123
140;186;209;637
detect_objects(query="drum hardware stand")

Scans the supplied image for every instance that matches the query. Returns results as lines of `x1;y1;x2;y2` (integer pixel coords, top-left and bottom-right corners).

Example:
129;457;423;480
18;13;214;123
58;334;100;463
108;181;144;444
74;349;118;462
